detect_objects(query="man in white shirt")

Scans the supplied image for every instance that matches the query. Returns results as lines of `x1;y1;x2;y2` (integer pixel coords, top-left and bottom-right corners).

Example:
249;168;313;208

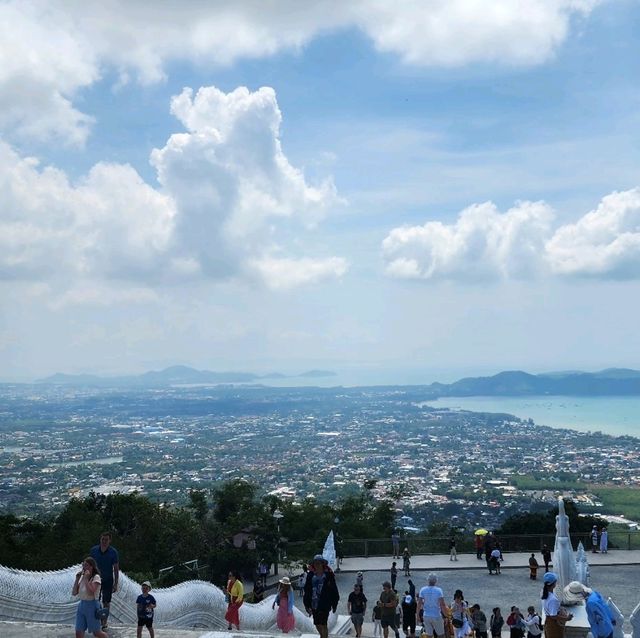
417;573;448;638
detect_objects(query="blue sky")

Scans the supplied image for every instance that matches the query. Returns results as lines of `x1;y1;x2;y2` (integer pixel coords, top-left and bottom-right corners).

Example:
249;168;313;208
1;1;640;382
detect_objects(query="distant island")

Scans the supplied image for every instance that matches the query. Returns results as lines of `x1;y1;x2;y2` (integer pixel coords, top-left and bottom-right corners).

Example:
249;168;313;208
31;365;640;395
424;368;640;397
35;365;337;387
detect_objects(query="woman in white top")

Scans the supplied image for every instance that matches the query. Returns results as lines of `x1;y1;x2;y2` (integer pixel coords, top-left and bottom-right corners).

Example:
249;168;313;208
541;572;572;638
451;589;472;638
72;556;108;638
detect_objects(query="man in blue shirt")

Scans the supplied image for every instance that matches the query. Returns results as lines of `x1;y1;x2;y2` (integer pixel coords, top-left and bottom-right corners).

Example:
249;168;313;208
90;531;120;629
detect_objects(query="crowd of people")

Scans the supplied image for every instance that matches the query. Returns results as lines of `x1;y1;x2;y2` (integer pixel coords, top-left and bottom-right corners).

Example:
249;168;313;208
70;533;614;638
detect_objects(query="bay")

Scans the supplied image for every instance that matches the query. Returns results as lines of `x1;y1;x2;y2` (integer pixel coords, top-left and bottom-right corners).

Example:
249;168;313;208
427;395;640;437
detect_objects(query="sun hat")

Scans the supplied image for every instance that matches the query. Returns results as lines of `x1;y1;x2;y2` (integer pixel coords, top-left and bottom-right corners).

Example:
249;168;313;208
279;576;291;585
563;581;592;604
543;572;558;585
142;581;152;588
313;553;327;563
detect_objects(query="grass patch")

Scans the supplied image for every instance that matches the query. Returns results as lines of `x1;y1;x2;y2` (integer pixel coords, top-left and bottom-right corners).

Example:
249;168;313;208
591;487;640;521
512;475;584;491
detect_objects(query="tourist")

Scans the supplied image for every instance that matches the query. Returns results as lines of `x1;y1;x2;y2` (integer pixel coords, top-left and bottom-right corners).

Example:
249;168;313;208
373;600;383;637
394;589;402;638
449;537;458;562
471;604;488;638
298;566;307;597
562;581;614;638
475;534;484;560
451;589;472;638
258;559;268;586
541;572;572;638
225;570;244;630
356;571;364;589
253;579;265;603
417;573;448;638
489;548;501;575
392;531;401;558
89;531;119;630
407;578;416;602
402;592;417;638
303;553;340;638
541;545;552;573
348;583;368;638
591;526;599;553
599;528;608;554
136;580;156;638
403;548;412;576
523;606;542;638
529;553;539;580
391;561;398;590
490;608;504;638
273;576;296;634
506;606;525;638
72;556;108;638
379;581;398;638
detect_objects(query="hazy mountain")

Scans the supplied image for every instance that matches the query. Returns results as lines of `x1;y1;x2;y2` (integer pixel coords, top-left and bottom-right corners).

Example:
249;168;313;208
427;369;640;397
36;366;337;386
298;369;338;378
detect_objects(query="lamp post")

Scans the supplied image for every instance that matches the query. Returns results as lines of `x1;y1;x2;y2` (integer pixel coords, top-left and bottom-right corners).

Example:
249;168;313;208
273;508;284;576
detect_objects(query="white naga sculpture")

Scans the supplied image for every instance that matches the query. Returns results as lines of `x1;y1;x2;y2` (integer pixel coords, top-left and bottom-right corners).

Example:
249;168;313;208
629;600;640;638
607;598;625;638
0;564;327;632
554;496;577;593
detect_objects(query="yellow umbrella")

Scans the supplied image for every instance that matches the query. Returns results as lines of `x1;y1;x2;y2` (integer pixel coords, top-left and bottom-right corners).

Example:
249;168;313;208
475;528;489;535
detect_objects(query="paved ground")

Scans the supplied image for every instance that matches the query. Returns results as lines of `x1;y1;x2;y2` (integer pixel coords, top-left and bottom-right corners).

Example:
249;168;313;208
3;554;638;638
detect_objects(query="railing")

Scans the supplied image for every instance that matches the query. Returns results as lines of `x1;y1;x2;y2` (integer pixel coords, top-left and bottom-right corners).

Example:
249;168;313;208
285;530;640;559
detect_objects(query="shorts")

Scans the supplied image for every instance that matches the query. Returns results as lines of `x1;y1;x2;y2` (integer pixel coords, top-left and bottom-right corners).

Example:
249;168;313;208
138;618;154;628
381;617;397;629
312;608;330;626
423;616;445;636
351;613;365;626
101;581;114;606
75;600;101;634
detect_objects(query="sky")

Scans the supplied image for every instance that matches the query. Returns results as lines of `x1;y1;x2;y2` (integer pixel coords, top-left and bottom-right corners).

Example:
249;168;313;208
1;0;640;383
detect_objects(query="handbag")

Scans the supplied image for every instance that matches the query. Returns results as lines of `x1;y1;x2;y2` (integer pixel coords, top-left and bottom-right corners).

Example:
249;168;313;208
95;605;110;621
452;618;464;628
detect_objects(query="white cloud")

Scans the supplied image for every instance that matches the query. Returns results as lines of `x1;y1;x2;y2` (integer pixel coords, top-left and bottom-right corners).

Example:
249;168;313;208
251;256;349;291
0;1;600;143
0;85;344;293
383;188;640;282
546;188;640;278
382;201;554;281
151;85;341;282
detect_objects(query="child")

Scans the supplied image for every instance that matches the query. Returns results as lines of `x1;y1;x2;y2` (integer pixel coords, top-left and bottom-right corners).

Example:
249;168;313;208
136;581;156;638
372;600;383;637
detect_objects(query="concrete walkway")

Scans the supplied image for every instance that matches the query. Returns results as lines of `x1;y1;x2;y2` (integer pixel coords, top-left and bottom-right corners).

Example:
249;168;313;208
338;549;640;572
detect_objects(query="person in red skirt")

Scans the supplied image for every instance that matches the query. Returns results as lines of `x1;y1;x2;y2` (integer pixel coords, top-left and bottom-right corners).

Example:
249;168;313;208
225;570;244;630
273;576;296;633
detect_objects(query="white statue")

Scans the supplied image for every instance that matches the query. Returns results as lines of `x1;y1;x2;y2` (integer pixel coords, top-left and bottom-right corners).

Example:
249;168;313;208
629;600;640;638
554;497;577;592
607;598;625;638
575;542;590;586
322;530;338;572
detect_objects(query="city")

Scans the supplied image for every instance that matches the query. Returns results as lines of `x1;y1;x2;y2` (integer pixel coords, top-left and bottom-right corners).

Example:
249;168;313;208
1;383;638;530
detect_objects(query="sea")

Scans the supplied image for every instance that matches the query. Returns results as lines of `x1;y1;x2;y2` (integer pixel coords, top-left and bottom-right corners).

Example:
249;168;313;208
426;395;640;438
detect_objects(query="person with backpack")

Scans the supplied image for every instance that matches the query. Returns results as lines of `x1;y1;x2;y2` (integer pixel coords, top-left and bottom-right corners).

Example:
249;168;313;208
506;606;525;638
524;607;542;638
